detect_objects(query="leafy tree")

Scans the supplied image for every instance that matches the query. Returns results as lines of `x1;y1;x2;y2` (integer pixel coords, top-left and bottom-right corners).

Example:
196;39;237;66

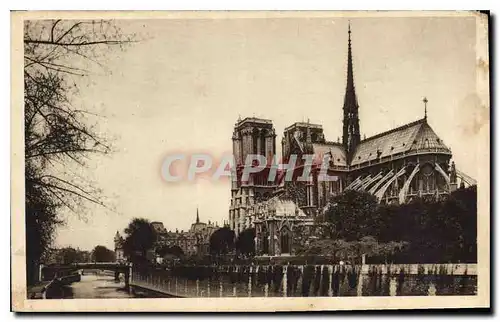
56;247;88;264
91;245;115;262
320;186;477;264
324;190;378;240
155;245;169;258
156;244;184;258
235;228;255;257
123;218;157;263
24;19;133;285
298;238;408;264
168;245;185;258
209;227;235;256
402;186;477;263
60;247;79;264
298;239;349;258
376;241;409;264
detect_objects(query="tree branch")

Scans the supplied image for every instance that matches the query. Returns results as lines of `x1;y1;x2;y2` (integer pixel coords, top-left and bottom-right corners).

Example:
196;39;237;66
24;39;131;47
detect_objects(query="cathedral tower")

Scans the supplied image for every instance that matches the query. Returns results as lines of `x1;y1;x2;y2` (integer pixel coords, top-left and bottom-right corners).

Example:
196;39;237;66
342;23;361;163
229;117;277;235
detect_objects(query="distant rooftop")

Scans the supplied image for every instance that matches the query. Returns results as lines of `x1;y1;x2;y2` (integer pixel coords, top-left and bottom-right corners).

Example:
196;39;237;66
236;117;273;127
284;122;323;132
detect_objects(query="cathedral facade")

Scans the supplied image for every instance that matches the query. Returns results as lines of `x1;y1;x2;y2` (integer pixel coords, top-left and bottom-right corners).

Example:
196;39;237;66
227;24;476;256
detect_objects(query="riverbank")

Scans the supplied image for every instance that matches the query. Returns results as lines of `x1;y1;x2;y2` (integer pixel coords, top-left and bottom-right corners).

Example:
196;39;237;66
27;282;51;299
131;263;477;298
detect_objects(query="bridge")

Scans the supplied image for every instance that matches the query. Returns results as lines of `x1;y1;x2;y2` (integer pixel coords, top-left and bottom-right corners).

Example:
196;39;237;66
40;262;133;287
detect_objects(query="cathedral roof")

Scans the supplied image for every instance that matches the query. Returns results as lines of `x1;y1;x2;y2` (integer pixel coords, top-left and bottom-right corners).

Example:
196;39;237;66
235;117;273;129
312;142;347;167
190;222;207;232
350;118;451;166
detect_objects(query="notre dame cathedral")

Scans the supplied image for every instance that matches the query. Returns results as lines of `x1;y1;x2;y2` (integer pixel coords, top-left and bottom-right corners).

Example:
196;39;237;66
227;24;476;257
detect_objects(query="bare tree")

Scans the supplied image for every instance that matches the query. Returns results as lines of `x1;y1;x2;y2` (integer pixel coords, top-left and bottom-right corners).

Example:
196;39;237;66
24;19;134;285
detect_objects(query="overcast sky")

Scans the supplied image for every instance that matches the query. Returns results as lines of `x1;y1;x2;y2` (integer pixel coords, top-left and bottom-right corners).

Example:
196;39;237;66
53;14;484;251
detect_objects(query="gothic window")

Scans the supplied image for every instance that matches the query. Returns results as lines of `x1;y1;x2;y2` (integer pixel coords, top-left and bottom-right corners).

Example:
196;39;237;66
280;227;291;254
261;134;266;155
421;163;433;192
421;163;433;176
262;227;269;255
410;172;419;194
330;179;339;195
253;133;258;154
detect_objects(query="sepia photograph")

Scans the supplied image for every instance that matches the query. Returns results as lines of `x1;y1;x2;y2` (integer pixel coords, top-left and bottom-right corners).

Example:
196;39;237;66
10;11;490;312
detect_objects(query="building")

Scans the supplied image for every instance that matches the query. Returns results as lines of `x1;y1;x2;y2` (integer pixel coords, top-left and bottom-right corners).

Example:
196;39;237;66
151;221;169;244
191;208;222;256
229;24;476;255
229;117;278;235
114;231;125;262
164;229;197;256
162;209;221;257
113;213;222;262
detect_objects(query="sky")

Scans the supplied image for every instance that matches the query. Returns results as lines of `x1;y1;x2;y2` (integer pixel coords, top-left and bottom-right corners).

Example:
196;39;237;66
52;14;485;251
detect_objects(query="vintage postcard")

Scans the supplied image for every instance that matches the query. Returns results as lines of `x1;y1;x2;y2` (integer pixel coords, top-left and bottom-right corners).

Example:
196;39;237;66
11;11;490;312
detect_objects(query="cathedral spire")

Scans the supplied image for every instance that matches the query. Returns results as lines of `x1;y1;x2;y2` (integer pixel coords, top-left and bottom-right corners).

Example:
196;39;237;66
342;21;361;163
306;118;312;144
196;207;200;223
347;22;354;94
423;97;428;120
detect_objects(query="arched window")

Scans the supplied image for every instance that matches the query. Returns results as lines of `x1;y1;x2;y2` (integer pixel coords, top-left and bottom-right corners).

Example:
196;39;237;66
421;163;434;192
262;227;269;255
280;227;291;254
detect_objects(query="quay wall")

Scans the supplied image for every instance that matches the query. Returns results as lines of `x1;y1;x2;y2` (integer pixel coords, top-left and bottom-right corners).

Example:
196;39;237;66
131;263;477;298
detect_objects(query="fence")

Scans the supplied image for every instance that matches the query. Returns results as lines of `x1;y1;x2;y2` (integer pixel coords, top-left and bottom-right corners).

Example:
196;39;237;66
131;263;477;297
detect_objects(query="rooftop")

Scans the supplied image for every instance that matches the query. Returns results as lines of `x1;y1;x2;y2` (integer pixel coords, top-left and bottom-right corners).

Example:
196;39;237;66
236;117;273;128
284;122;323;132
351;118;451;166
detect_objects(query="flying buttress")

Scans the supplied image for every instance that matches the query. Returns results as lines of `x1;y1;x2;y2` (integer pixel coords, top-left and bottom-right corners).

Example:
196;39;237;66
368;170;394;194
434;162;450;186
398;164;420;204
353;175;372;191
358;172;383;191
345;176;363;190
456;169;477;186
375;167;406;202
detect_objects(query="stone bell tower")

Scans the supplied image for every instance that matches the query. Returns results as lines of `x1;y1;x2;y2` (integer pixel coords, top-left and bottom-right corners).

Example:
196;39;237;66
229;117;277;235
